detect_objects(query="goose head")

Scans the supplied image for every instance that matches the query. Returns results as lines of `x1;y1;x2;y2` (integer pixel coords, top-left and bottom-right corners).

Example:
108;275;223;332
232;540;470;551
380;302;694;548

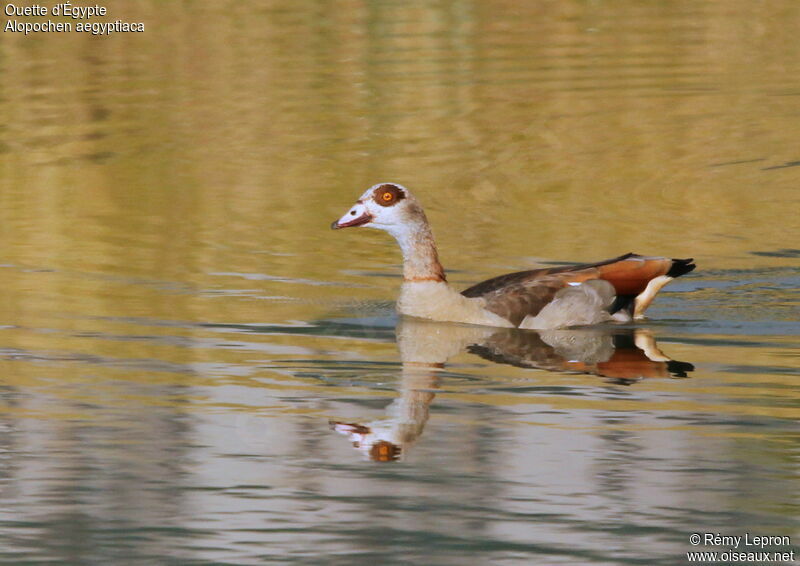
331;183;425;237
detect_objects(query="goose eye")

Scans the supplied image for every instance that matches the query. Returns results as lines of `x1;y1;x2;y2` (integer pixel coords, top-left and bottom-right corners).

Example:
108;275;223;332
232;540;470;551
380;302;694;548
373;183;406;207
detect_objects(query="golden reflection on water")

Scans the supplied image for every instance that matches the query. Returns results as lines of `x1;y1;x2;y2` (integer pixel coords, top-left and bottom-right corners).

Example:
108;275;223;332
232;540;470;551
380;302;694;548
2;1;799;276
0;0;796;416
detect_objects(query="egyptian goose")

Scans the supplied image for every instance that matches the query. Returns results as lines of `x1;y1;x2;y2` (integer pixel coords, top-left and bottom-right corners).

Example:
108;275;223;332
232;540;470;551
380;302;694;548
332;183;695;329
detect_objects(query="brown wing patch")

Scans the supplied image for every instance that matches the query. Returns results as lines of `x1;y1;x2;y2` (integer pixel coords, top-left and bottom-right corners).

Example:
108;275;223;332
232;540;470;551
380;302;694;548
585;256;675;295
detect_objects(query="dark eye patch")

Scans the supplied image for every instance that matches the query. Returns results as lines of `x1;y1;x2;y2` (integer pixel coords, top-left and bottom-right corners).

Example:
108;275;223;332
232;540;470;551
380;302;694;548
373;183;406;207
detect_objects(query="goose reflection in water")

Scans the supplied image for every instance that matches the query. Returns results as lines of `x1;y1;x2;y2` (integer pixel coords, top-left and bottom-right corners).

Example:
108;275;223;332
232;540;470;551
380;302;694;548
331;319;693;462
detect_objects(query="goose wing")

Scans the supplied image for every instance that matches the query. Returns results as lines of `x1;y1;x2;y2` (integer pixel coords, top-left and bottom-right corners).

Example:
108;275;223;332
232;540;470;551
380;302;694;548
461;253;695;327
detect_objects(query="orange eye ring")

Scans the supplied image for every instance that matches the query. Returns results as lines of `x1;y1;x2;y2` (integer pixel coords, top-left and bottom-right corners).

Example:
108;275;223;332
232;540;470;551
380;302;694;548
382;192;393;202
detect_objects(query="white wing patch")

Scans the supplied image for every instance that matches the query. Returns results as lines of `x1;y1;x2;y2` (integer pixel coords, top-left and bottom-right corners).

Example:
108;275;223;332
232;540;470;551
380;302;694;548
633;275;673;319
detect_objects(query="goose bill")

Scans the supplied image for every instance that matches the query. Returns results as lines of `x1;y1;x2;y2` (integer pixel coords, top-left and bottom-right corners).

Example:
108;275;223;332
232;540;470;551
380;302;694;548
331;211;373;229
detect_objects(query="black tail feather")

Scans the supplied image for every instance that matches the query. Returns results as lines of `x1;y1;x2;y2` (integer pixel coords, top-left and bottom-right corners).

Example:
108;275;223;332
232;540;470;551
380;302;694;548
667;257;696;278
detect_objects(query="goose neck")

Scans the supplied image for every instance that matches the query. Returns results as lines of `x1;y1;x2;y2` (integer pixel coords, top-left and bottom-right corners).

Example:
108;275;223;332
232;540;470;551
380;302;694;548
389;221;446;283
